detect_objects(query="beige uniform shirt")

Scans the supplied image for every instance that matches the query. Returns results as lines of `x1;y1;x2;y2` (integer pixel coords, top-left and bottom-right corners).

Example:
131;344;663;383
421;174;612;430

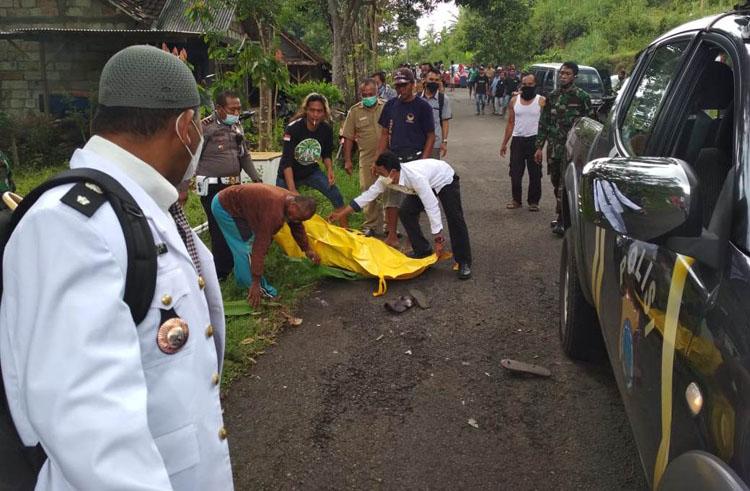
342;99;384;167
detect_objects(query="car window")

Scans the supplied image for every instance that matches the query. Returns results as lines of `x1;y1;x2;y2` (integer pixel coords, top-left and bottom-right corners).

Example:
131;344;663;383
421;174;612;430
577;69;603;95
534;70;546;90
543;69;555;93
619;41;689;156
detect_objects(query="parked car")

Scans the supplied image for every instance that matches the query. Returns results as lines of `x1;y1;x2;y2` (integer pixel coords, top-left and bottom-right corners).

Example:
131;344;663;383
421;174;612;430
530;62;607;111
561;5;750;490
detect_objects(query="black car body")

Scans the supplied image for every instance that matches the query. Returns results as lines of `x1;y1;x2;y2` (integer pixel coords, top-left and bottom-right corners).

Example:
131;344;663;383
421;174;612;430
561;7;750;491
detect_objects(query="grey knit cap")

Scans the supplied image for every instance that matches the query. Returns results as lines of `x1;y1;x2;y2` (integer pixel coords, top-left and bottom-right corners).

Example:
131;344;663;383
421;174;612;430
98;45;200;109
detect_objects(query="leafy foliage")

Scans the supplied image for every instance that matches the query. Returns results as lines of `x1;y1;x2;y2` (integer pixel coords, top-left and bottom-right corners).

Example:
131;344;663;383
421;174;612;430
286;81;344;106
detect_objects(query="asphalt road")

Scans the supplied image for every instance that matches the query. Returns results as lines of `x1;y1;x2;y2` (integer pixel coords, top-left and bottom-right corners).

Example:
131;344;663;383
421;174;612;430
224;90;647;490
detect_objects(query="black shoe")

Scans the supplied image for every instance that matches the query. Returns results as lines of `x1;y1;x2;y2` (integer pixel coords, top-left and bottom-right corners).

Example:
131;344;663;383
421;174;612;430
407;249;433;259
550;219;557;229
458;263;472;280
552;222;565;237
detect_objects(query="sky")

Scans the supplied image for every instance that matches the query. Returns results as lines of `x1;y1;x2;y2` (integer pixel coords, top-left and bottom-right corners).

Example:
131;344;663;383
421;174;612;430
417;1;459;39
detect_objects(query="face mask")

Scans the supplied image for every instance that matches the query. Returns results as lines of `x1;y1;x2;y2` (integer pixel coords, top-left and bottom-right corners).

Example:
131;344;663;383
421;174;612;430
425;82;439;93
362;95;377;107
521;86;536;100
222;114;239;125
176;112;204;182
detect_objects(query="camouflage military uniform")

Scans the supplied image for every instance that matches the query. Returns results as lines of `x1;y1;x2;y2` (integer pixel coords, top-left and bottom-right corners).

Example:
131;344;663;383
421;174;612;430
536;84;592;216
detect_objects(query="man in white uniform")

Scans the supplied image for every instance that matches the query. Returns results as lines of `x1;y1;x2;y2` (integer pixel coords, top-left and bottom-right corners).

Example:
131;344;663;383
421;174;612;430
0;45;233;489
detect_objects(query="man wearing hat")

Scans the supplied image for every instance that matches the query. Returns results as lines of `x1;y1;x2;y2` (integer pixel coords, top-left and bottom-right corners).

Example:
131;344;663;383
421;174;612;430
0;45;233;489
375;67;435;248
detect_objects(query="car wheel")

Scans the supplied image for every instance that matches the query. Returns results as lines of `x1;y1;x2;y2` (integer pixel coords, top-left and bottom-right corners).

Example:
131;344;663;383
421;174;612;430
559;228;604;361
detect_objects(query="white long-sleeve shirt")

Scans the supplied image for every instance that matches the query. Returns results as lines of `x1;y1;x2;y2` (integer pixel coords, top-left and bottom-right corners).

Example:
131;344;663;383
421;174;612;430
351;158;455;234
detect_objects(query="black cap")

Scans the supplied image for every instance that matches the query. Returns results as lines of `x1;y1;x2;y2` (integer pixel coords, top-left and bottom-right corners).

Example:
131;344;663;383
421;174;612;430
393;67;415;84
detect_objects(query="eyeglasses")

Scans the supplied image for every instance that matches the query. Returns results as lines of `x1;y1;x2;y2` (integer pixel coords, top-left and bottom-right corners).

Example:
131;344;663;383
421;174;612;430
394;83;410;88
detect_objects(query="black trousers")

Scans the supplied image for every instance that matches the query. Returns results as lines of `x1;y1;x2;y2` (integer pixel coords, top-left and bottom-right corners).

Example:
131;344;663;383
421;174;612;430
510;136;542;205
200;183;233;279
399;175;472;266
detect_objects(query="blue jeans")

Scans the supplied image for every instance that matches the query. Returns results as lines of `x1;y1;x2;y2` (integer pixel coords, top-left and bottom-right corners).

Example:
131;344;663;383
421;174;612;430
475;93;487;113
276;167;344;209
210;195;277;295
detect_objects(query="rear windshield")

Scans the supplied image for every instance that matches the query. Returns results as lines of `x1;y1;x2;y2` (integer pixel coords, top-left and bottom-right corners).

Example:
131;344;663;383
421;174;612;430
577;69;604;95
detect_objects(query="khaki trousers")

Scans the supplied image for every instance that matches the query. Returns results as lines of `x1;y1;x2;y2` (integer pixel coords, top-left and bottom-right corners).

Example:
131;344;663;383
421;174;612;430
359;162;383;231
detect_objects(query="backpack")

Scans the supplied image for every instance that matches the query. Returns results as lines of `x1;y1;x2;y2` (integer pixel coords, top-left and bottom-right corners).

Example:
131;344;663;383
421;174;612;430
0;168;157;490
420;91;446;122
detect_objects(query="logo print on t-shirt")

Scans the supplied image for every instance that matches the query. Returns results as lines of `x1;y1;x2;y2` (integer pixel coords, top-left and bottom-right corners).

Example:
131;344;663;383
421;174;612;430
406;113;415;123
294;138;322;165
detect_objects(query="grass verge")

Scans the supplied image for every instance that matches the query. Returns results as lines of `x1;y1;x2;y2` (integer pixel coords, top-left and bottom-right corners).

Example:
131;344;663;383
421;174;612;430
13;163;364;390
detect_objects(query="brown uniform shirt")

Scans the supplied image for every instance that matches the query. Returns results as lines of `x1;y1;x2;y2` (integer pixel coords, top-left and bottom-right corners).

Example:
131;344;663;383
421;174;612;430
341;99;384;167
217;184;309;279
197;115;260;180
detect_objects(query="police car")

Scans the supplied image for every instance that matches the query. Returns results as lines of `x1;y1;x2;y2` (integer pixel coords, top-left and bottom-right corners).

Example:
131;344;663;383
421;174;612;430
561;5;750;490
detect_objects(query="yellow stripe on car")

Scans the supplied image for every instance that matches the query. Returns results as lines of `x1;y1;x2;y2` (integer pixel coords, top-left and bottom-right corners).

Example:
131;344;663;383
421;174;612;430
653;254;694;490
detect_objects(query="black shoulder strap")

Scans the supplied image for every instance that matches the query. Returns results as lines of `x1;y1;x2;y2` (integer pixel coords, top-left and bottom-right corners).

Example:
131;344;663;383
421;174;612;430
438;92;445;122
7;168;157;325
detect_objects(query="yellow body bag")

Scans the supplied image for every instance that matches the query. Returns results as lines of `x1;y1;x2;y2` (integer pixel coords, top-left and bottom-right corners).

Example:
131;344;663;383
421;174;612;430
274;215;437;296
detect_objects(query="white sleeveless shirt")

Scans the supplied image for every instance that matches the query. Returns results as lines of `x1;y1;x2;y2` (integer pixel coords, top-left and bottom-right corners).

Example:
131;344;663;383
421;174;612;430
512;94;542;137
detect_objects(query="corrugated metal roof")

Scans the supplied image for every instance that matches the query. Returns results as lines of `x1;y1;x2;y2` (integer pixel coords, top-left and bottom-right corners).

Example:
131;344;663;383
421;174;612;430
154;0;234;33
0;27;201;39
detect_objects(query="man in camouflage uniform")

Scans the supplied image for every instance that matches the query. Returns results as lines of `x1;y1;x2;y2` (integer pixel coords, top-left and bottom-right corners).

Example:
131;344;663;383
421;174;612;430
535;61;592;236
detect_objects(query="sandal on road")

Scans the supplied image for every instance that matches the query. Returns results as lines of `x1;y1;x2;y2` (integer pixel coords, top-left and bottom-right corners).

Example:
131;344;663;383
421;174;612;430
506;201;522;209
385;295;415;314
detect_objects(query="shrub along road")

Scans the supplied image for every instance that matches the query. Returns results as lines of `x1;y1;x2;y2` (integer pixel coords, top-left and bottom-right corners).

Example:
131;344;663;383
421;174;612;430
224;90;647;489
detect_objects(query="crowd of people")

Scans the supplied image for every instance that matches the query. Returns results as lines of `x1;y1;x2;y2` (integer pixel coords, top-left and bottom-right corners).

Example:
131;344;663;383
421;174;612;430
0;42;598;488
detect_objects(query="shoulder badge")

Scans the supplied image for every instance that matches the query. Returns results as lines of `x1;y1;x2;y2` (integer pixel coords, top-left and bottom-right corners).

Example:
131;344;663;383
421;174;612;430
60;181;106;218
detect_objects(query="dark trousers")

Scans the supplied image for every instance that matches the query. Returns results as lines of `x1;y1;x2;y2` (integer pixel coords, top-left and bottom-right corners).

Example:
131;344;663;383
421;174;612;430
510;136;542;205
399;175;472;266
200;183;233;279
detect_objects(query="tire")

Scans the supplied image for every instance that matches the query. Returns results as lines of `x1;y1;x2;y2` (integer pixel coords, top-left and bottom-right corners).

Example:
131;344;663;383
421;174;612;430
559;228;604;361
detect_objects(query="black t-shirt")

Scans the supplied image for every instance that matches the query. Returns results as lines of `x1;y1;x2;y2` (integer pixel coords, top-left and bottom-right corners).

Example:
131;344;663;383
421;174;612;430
378;96;435;154
505;77;519;95
475;75;490;94
279;119;333;181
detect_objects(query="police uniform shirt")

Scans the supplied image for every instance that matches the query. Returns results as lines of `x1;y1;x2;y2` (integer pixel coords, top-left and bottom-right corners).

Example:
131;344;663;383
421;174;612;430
0;135;233;490
197;115;254;179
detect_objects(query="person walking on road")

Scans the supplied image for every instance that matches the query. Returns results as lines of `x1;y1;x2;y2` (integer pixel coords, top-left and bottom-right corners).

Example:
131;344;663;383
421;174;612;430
0;45;233;489
474;66;490;114
342;78;385;236
467;64;478;99
535;61;592;236
501;74;545;211
329;151;472;280
196;90;261;281
277;93;348;227
420;67;452;159
376;67;435;248
212;184;320;307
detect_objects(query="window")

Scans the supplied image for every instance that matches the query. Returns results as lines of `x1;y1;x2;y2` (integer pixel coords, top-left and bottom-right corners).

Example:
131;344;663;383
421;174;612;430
619;41;689;156
542;69;555;94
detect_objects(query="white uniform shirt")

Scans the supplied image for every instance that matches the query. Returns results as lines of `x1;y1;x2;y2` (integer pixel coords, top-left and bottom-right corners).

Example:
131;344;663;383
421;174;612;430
352;158;455;234
0;136;233;490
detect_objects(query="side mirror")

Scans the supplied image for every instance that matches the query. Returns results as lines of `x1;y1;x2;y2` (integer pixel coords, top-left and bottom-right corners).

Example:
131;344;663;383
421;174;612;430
581;157;700;241
596;95;617;121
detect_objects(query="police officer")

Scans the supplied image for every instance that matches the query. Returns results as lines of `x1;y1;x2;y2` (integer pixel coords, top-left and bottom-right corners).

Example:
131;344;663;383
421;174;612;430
0;45;233;489
535;61;592;236
196;90;261;280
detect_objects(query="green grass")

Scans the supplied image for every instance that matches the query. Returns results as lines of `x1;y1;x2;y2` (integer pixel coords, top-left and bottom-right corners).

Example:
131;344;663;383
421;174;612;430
13;162;364;390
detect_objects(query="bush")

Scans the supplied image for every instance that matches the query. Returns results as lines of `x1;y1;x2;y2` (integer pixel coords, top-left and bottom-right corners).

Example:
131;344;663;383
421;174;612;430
286;81;343;107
